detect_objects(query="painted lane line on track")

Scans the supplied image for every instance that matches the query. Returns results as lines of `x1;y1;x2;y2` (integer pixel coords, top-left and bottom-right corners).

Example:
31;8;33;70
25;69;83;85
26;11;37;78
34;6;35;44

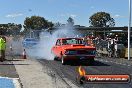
0;76;18;79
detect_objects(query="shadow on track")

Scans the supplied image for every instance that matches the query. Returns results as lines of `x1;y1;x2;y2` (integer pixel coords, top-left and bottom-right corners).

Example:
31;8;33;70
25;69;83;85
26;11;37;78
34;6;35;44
38;59;110;66
68;60;110;66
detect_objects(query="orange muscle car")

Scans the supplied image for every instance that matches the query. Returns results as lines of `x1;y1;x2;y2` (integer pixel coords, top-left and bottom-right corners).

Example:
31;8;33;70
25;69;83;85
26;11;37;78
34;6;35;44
51;38;96;65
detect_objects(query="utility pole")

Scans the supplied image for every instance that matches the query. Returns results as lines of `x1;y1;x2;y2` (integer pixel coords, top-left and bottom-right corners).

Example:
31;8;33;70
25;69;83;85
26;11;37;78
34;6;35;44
128;0;131;60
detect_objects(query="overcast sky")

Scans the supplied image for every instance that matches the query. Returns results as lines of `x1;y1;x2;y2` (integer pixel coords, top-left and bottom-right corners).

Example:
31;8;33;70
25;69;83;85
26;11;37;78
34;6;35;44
0;0;130;27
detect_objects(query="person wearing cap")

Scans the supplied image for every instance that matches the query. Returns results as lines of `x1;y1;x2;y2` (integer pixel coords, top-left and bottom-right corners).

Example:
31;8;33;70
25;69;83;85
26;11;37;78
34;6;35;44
0;36;6;62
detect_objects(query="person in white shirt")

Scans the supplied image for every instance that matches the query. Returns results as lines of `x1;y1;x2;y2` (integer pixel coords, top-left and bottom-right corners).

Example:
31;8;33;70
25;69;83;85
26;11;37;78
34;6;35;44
107;38;112;57
110;39;115;57
114;39;118;57
114;35;118;57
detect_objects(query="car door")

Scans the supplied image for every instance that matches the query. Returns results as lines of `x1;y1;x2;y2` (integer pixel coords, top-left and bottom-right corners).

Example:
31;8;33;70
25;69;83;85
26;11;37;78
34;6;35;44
52;39;61;57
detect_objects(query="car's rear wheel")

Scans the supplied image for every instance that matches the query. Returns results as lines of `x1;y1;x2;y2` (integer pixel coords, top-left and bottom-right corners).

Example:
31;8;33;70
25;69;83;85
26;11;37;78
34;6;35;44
61;56;66;65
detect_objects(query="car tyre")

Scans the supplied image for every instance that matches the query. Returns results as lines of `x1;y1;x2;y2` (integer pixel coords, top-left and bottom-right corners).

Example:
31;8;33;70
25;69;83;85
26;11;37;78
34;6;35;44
54;56;59;61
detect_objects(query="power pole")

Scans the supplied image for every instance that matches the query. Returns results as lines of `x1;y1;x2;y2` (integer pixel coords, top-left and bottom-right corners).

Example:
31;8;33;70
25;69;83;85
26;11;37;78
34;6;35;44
128;0;131;60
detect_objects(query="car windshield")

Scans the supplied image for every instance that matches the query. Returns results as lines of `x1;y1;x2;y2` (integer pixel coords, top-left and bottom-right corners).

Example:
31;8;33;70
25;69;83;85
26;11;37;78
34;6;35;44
62;38;83;45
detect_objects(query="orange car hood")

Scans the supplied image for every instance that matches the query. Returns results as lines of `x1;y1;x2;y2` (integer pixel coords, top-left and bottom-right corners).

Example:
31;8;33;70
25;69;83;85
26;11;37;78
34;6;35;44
61;44;95;50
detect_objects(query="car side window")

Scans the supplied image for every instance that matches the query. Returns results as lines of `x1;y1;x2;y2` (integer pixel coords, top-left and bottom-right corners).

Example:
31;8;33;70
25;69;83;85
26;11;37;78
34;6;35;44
62;40;68;45
56;39;61;46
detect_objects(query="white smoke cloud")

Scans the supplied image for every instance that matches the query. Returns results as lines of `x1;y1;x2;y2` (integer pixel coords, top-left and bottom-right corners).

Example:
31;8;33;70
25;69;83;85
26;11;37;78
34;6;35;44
26;25;82;60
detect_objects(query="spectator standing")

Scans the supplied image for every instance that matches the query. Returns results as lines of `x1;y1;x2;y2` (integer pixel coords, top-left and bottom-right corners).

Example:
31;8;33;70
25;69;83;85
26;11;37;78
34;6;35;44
114;35;118;57
110;39;115;57
0;36;6;62
107;38;112;57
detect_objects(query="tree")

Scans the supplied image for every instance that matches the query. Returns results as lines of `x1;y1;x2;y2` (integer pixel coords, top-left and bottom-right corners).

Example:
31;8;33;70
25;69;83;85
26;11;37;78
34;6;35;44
89;12;115;27
23;16;54;38
54;22;62;27
67;17;74;26
0;23;22;35
23;16;54;31
47;21;54;28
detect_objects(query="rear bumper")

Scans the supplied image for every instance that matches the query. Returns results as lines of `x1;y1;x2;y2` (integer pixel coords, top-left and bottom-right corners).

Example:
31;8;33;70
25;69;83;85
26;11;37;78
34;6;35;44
63;55;95;61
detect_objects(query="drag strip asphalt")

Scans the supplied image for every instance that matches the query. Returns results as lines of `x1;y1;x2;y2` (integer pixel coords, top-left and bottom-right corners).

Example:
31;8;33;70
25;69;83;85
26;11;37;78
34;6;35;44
38;58;132;88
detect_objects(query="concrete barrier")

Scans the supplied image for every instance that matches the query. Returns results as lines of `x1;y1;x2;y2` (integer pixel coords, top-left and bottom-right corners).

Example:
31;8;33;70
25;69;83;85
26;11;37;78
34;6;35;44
125;48;132;58
96;48;108;57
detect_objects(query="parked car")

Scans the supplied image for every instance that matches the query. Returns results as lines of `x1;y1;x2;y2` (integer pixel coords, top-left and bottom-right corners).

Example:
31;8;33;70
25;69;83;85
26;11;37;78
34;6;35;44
22;38;39;48
51;38;96;65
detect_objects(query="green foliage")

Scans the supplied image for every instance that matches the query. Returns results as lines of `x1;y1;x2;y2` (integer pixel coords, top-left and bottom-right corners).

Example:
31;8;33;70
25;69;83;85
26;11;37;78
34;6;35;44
24;16;54;31
0;23;22;35
67;17;74;26
89;12;115;27
54;22;62;27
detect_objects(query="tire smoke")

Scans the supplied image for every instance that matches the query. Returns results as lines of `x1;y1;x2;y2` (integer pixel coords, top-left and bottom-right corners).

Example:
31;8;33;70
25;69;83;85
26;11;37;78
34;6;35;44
26;26;81;60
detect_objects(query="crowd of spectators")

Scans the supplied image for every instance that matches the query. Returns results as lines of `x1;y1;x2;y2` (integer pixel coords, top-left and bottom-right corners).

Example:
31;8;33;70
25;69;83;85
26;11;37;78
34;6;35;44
83;35;130;58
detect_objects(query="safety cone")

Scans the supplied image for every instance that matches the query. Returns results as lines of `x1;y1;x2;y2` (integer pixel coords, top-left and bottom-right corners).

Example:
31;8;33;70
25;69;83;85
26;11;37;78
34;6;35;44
22;49;27;59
